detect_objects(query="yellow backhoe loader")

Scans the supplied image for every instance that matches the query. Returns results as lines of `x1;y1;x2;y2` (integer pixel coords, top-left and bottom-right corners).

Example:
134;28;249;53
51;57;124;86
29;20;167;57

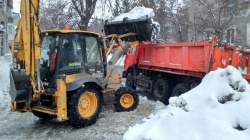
9;0;139;128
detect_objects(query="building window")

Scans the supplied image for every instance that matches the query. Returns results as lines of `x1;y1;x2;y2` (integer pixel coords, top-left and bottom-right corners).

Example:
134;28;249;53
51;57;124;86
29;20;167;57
226;27;235;44
247;23;250;46
7;25;12;34
8;17;13;23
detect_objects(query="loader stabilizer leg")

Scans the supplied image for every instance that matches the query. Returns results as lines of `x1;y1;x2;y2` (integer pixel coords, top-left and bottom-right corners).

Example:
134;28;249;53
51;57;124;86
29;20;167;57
54;75;68;121
11;101;31;112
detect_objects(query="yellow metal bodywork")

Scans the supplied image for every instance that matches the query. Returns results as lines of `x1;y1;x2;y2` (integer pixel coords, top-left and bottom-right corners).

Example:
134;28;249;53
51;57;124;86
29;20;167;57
54;77;67;120
11;0;43;100
11;77;68;121
11;101;31;112
66;73;84;84
42;30;100;36
103;33;136;56
10;0;139;123
103;33;137;89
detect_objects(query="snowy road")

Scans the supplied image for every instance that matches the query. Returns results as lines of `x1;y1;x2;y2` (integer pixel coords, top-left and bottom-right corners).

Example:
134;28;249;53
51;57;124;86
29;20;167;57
0;97;165;140
0;56;165;140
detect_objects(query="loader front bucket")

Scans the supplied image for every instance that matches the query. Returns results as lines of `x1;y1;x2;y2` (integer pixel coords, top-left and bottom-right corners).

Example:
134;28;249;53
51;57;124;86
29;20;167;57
104;18;153;42
9;69;30;101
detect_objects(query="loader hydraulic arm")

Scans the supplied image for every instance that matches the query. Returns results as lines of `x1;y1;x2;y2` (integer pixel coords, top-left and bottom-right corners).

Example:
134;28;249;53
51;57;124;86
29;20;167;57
11;0;43;100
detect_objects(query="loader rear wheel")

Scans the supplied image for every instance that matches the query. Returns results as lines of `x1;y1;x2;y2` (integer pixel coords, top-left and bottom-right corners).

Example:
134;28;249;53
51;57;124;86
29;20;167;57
125;73;136;89
172;83;190;97
153;78;172;105
32;111;56;120
114;87;139;112
68;85;103;128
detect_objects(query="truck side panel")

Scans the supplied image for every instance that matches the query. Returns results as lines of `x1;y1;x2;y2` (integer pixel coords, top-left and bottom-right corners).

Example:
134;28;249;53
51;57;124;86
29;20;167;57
136;39;250;83
138;41;214;78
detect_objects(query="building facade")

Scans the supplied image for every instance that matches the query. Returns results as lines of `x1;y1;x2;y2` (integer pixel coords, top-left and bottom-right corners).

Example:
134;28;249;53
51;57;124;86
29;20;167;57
0;0;14;56
188;0;250;47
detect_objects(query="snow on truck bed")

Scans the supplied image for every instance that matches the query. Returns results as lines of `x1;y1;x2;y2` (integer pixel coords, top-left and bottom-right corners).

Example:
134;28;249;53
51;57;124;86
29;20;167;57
112;6;155;21
123;66;250;140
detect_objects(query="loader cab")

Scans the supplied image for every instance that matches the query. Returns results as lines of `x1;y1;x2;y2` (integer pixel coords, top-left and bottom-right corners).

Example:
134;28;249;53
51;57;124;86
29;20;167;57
40;31;105;89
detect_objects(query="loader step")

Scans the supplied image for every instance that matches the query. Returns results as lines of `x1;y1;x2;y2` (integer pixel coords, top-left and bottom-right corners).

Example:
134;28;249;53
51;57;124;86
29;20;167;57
32;106;57;115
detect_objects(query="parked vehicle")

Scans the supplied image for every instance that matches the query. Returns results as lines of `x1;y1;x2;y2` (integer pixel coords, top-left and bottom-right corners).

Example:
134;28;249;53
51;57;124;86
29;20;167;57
9;0;139;128
123;35;250;104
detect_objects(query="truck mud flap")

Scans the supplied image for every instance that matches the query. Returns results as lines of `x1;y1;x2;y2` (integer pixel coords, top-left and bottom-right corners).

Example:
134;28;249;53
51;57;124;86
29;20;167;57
9;69;31;101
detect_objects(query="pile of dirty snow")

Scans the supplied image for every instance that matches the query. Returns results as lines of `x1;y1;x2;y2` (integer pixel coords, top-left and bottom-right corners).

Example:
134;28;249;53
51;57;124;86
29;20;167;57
123;66;250;140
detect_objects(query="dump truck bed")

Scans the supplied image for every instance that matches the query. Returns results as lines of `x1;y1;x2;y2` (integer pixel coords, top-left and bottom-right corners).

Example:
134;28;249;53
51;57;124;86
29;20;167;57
137;36;250;83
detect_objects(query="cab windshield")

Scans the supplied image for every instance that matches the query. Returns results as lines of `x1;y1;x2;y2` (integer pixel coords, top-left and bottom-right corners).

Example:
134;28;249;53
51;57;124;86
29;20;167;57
40;32;102;88
59;33;101;74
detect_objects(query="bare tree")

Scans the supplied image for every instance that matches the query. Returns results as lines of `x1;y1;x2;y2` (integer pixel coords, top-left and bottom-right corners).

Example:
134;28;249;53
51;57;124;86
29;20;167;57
163;0;189;42
189;0;247;42
69;0;98;30
40;0;70;30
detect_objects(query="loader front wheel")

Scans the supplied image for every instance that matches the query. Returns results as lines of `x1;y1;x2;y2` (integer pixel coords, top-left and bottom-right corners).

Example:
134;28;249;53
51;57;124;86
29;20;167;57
68;85;103;128
114;87;139;112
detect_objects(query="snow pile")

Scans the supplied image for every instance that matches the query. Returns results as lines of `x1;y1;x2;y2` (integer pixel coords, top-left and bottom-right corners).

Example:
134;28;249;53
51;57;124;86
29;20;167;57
112;6;155;21
0;58;10;92
123;66;250;140
0;57;11;117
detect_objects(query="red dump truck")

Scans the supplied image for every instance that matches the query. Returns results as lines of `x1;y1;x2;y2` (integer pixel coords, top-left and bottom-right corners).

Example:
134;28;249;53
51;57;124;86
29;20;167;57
123;35;250;104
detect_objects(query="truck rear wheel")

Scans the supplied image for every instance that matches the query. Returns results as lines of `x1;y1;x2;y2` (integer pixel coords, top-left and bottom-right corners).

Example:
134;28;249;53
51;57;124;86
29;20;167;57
114;87;139;112
153;78;172;105
172;83;190;97
68;85;103;128
125;73;136;89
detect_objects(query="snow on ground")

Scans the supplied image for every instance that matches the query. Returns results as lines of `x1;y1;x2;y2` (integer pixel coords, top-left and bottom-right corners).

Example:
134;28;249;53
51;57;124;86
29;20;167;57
0;56;11;118
0;95;165;140
123;66;250;140
0;55;165;139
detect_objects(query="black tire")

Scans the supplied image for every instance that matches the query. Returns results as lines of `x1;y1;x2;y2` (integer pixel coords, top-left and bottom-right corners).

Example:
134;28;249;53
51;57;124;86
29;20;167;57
125;73;136;89
68;85;103;128
114;87;139;112
153;78;172;105
32;111;56;120
172;83;190;97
